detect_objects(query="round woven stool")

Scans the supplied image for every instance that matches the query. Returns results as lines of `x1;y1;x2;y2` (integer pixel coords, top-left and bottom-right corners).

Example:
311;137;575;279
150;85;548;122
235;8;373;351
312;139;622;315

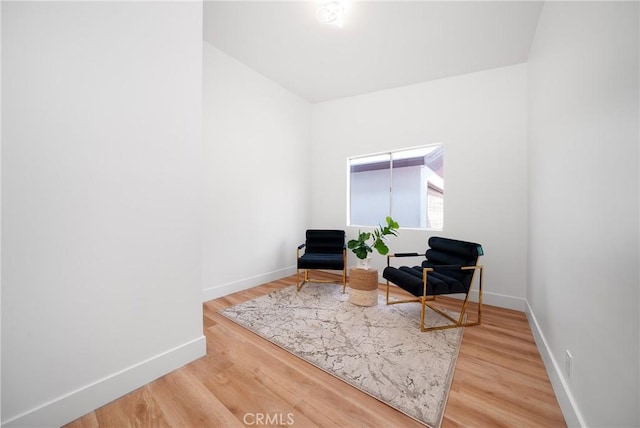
348;267;379;306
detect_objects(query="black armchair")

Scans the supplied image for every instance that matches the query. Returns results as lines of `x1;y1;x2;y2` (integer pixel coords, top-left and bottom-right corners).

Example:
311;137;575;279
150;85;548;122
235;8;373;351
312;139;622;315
383;236;484;332
297;230;347;292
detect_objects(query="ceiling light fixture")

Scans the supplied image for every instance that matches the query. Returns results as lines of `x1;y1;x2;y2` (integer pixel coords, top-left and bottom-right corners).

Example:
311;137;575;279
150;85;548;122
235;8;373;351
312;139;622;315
316;1;346;28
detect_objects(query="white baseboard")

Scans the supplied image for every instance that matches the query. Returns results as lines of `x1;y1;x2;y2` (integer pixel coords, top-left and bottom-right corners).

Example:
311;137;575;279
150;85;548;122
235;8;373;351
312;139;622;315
470;289;526;311
2;336;206;428
525;302;585;427
202;266;297;302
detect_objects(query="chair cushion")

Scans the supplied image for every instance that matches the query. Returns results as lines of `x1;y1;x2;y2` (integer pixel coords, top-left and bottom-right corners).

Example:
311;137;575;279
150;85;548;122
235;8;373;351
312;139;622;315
427;236;483;259
305;230;345;254
382;265;466;296
298;253;344;270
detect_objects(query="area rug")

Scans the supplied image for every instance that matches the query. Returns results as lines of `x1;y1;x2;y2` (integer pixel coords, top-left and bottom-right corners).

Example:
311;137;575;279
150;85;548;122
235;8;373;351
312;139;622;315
219;283;463;428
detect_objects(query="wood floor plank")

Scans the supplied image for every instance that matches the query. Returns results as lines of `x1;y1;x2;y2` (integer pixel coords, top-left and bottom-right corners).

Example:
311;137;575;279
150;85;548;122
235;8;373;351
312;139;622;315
148;367;243;427
66;273;566;428
94;386;171;428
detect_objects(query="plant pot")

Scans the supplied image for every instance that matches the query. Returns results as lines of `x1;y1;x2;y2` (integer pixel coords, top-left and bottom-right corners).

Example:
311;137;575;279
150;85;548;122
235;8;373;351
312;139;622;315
356;256;372;270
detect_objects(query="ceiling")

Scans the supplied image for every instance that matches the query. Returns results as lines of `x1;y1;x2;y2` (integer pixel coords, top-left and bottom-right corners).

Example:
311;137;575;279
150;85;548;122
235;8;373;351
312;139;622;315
203;1;543;103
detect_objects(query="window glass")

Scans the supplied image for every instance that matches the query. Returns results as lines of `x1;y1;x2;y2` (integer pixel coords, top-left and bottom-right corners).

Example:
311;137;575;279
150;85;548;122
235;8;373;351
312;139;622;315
348;144;443;230
348;154;390;226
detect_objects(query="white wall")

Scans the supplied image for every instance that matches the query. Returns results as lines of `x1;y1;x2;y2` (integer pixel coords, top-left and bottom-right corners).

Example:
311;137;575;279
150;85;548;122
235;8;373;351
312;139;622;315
527;2;639;427
311;64;528;310
202;43;311;300
1;2;205;426
0;1;3;424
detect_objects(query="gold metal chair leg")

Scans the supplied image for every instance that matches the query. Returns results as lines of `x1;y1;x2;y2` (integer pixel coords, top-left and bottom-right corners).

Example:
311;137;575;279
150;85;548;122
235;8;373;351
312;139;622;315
420;296;427;331
342;249;347;293
297;268;347;292
456;293;472;325
386;280;390;304
342;268;347;293
296;267;305;292
420;268;484;332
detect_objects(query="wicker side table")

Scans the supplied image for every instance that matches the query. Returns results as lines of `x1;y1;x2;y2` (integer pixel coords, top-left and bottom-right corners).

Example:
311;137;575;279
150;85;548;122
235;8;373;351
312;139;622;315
348;267;379;306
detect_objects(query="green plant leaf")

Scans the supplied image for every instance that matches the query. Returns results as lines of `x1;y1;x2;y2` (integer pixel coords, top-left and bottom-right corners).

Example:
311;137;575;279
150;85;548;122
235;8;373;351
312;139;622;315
354;246;370;259
373;240;389;255
348;217;399;259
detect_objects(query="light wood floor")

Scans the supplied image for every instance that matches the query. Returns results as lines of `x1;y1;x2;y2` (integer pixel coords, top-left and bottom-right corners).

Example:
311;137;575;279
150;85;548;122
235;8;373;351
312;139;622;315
66;273;566;427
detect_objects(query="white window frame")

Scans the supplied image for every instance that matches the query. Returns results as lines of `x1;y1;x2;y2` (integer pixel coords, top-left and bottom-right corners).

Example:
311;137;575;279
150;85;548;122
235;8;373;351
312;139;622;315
346;144;444;231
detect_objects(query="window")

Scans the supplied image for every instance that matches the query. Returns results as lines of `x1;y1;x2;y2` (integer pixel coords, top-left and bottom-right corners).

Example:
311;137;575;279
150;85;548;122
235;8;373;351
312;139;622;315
348;144;444;230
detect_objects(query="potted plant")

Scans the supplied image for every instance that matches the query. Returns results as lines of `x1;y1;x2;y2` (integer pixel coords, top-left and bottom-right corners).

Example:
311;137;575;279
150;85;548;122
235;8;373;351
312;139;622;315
348;216;400;269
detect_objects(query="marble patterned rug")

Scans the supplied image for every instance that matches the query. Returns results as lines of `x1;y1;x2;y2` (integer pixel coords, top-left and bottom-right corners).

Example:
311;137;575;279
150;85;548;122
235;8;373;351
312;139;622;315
219;283;463;427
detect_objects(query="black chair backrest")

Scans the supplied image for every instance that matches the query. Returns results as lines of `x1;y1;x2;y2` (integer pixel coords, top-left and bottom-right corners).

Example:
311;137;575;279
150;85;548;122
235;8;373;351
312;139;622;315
422;236;483;290
305;230;345;254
